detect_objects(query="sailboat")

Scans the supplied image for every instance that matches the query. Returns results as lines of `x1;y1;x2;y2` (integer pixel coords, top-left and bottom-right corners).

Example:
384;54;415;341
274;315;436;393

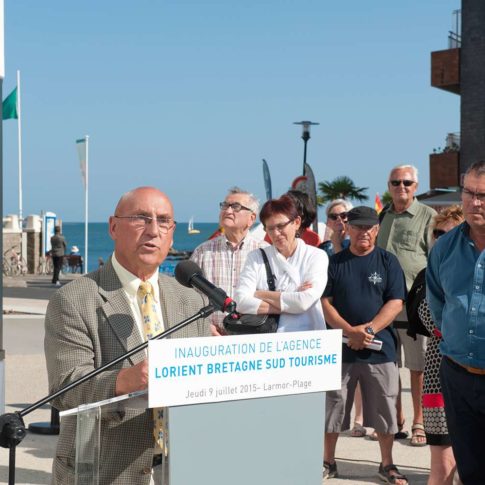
187;216;200;235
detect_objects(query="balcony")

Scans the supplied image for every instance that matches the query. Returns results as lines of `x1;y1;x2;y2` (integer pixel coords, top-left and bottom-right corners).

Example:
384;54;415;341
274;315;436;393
429;133;460;189
429;152;460;189
431;48;460;94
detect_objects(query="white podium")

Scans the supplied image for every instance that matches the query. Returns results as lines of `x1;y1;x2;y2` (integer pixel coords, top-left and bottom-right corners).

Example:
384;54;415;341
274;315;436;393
61;390;326;485
60;330;341;484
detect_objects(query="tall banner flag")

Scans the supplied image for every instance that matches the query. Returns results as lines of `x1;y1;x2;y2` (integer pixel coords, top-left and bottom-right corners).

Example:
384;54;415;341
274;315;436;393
76;136;89;273
262;159;272;201
375;193;384;214
304;162;319;233
3;71;24;225
2;87;18;119
76;138;87;188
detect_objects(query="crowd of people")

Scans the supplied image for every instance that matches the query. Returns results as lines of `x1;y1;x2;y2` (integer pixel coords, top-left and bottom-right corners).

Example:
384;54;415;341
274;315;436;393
40;160;485;485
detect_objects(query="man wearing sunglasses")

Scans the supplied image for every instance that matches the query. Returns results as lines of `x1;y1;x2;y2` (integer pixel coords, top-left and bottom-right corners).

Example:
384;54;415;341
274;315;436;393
377;164;436;447
190;187;268;335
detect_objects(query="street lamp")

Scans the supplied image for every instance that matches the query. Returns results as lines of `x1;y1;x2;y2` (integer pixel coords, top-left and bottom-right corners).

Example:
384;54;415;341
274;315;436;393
293;120;319;175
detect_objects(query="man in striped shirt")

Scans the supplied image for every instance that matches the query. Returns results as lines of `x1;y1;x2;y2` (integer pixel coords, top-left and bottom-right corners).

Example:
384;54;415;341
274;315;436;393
190;187;268;335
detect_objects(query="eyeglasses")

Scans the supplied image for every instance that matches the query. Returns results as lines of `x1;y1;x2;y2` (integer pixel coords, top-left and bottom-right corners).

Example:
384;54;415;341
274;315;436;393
114;215;176;234
389;179;415;187
219;202;253;213
264;219;294;233
328;212;348;221
461;187;485;203
432;229;446;239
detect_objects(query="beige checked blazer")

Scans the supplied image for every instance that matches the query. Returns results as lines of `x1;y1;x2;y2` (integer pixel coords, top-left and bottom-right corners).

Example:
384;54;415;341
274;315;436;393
45;259;210;484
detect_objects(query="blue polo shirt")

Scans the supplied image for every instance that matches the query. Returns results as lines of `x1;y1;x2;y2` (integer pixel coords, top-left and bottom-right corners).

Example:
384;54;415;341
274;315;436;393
323;246;406;364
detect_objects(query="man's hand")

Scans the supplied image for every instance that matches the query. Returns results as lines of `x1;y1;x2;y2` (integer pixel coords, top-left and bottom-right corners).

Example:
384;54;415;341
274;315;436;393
297;281;313;292
115;359;149;396
346;324;372;350
211;324;226;336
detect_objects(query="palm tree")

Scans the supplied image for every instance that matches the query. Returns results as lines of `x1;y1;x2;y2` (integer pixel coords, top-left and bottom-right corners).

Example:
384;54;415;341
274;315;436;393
382;191;392;206
317;176;369;206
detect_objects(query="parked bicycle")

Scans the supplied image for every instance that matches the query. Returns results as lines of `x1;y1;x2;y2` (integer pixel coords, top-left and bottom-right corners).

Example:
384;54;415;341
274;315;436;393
3;246;28;276
37;252;54;275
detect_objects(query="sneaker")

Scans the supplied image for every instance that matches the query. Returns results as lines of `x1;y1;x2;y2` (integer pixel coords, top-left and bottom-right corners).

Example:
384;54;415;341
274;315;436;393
323;461;338;479
55;281;61;286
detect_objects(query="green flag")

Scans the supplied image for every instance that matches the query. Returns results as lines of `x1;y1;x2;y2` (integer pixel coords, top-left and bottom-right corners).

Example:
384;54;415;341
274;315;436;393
2;87;18;120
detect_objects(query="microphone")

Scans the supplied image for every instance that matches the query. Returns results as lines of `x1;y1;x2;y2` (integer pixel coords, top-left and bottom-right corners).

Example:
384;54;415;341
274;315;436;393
175;260;237;314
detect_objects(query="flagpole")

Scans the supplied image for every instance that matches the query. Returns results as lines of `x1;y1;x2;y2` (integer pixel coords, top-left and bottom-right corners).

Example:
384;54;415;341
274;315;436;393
84;135;89;274
16;69;22;227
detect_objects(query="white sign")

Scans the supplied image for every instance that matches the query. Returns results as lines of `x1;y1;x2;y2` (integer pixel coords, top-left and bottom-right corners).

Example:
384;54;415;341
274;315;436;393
148;329;342;407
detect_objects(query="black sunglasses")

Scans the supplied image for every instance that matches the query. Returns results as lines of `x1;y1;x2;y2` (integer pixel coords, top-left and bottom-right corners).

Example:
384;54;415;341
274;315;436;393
389;179;415;187
432;229;446;239
328;212;348;221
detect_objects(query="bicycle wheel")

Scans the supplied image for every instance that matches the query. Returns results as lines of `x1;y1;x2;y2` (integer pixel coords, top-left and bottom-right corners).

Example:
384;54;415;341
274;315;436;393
11;260;21;276
3;258;12;276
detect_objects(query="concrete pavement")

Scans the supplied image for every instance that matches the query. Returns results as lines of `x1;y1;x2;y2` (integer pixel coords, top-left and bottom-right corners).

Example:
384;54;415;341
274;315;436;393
1;275;432;484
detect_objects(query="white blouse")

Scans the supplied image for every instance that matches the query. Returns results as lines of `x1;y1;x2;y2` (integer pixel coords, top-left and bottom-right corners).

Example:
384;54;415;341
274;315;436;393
235;239;328;332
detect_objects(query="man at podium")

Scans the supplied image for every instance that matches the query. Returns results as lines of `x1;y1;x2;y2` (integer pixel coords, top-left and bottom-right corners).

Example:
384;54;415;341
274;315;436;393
45;187;211;484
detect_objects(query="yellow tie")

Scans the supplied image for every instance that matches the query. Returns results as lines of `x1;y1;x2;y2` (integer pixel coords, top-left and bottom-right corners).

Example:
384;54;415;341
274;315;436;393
138;281;166;454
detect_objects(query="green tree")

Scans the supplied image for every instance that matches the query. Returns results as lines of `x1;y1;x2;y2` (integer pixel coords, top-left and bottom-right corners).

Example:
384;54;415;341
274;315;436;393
317;176;369;206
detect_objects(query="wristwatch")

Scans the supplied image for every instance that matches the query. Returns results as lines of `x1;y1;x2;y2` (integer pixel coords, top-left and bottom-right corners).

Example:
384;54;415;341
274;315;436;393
365;326;375;337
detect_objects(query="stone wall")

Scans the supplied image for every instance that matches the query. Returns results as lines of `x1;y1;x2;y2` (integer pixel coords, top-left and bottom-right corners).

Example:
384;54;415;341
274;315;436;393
3;232;21;256
26;231;42;274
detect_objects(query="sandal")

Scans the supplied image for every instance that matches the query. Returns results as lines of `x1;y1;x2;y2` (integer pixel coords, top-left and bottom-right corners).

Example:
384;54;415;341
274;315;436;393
410;423;427;447
394;421;409;440
350;422;367;437
369;430;378;441
323;460;338;479
378;463;408;484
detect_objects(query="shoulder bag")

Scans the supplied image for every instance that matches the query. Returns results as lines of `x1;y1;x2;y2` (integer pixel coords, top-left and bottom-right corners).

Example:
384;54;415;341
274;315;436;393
223;248;280;334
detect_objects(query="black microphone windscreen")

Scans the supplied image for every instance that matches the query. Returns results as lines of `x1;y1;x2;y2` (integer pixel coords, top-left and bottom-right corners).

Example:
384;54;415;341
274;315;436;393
175;260;203;288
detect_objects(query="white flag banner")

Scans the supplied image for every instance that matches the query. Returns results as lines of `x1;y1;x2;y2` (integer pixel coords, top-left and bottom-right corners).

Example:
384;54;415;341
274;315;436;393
76;138;87;188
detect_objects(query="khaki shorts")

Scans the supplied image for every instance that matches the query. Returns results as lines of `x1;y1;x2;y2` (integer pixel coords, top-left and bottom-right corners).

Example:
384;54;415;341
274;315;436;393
325;361;399;435
395;327;427;371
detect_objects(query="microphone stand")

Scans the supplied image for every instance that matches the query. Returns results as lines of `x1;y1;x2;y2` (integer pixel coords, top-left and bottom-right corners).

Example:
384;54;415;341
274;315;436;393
0;304;215;485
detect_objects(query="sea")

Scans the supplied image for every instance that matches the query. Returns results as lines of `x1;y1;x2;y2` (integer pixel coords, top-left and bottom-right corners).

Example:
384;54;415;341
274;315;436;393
62;222;219;274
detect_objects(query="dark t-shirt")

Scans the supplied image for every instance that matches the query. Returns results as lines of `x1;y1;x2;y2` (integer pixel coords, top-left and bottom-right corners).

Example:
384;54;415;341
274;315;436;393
323;246;406;364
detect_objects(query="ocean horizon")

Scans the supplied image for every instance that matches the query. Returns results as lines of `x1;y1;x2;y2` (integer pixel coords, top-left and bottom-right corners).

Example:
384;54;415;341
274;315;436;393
62;222;220;273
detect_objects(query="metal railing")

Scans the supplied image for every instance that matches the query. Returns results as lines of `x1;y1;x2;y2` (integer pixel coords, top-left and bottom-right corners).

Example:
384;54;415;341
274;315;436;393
448;9;461;48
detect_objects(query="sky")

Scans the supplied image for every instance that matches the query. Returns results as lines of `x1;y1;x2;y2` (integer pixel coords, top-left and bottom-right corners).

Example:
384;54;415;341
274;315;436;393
2;0;461;223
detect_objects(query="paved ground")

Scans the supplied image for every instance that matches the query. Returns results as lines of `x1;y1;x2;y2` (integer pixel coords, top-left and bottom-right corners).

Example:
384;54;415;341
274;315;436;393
1;275;432;484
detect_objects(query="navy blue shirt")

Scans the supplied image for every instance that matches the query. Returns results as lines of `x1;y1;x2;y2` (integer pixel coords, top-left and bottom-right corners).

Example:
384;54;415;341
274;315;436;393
324;246;406;364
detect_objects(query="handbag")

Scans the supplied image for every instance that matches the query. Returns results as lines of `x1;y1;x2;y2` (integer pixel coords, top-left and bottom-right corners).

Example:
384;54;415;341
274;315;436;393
223;249;280;334
406;268;431;339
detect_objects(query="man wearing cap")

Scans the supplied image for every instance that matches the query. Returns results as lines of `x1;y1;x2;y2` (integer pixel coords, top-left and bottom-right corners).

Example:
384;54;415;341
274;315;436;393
322;206;407;484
